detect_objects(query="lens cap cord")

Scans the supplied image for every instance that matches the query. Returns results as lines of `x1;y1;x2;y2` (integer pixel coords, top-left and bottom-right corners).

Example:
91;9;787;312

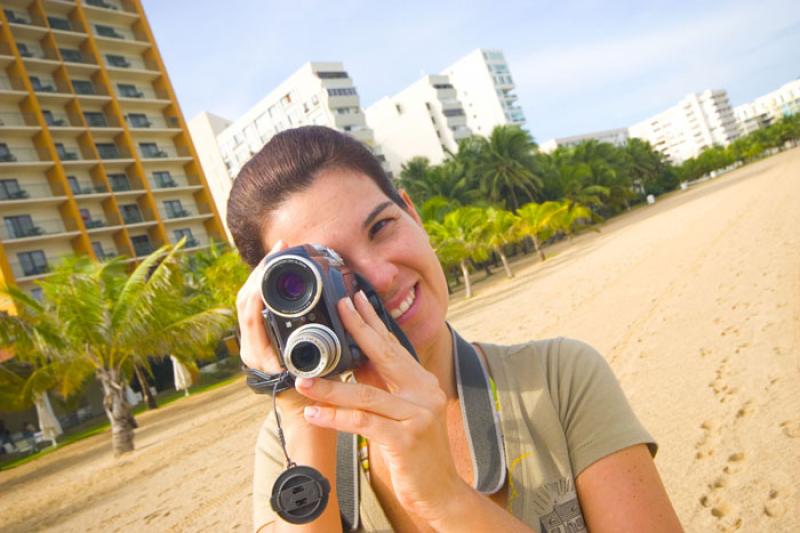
269;382;331;524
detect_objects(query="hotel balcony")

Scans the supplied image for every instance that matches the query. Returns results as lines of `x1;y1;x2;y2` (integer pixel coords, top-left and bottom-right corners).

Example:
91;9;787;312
0;146;52;169
3;9;48;38
0;111;38;134
138;144;192;162
70;181;111;197
159;206;211;222
104;54;160;80
125;115;180;131
10;258;51;281
149;173;202;192
0;218;79;243
83;0;139;18
115;85;170;107
0;76;29;103
92;23;149;50
0;183;68;205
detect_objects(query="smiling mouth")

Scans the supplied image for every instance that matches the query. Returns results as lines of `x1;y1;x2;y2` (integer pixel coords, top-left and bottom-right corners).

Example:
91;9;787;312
389;284;417;320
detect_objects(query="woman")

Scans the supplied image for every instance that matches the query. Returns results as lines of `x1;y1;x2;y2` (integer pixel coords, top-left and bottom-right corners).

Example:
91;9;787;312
229;126;682;532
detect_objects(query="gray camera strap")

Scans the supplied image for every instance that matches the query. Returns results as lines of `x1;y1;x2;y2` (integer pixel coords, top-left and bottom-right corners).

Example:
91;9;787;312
336;326;507;530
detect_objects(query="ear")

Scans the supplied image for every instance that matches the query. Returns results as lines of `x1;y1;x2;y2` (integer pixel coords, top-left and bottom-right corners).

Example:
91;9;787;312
399;189;422;226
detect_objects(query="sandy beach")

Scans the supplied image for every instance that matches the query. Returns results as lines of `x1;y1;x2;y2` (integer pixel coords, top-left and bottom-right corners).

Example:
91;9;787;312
1;148;798;532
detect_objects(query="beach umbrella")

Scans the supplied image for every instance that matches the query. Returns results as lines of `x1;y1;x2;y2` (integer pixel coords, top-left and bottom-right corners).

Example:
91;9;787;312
171;355;193;396
34;391;63;446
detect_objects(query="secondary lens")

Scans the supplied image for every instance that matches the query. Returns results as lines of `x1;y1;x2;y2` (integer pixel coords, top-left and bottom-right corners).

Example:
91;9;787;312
289;342;321;373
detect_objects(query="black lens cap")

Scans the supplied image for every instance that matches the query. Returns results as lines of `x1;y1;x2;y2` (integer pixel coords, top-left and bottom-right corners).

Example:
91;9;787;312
270;465;330;524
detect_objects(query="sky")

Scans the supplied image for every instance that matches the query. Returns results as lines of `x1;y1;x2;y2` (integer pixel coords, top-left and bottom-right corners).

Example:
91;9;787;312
142;0;800;143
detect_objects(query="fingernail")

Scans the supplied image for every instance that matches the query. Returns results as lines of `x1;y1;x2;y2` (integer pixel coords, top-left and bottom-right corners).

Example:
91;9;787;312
271;239;284;252
343;297;356;312
356;290;369;304
295;377;313;389
304;406;319;418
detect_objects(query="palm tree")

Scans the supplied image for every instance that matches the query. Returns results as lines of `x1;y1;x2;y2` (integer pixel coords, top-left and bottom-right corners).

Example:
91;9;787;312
482;207;521;278
398;157;474;205
516;201;565;261
471;125;543;211
0;242;233;455
419;195;461;224
550;201;594;240
425;207;490;299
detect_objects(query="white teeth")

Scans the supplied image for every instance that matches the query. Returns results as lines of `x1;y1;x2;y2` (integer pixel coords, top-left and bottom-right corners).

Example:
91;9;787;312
390;286;416;319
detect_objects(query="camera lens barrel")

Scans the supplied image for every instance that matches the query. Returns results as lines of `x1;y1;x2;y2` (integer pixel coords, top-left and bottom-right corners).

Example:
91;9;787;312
284;324;341;378
262;255;323;318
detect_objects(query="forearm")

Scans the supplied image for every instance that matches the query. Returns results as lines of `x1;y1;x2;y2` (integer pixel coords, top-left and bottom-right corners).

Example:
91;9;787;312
271;411;342;533
428;481;533;533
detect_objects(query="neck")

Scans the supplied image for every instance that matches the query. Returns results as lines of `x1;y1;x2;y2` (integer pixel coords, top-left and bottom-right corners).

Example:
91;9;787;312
418;323;457;399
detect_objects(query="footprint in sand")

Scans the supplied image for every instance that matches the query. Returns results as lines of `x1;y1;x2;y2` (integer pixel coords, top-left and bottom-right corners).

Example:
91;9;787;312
780;420;800;438
735;400;753;421
763;489;785;518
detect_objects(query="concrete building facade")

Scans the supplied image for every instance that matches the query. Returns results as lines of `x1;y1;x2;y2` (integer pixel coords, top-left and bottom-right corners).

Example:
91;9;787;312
628;90;739;163
734;79;800;135
539;127;629;153
441;48;525;136
365;74;471;176
0;0;226;308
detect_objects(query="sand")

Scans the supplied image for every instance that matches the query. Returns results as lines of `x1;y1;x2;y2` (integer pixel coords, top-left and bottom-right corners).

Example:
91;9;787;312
1;149;798;532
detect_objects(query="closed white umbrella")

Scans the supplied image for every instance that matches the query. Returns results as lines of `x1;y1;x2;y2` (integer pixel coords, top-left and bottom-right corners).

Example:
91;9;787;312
34;391;63;446
171;355;193;396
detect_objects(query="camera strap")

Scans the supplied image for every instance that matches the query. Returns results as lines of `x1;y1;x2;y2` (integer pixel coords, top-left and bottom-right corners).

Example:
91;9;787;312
336;325;507;531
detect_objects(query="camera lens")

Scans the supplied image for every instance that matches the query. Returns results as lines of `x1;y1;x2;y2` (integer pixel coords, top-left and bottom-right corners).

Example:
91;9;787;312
290;342;321;373
277;272;306;301
262;255;322;317
284;324;341;378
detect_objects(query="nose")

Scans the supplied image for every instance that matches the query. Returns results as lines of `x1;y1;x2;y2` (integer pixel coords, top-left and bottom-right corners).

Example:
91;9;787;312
349;253;399;298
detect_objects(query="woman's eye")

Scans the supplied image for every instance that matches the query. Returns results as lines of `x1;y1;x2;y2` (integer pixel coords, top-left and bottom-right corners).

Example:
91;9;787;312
369;218;392;239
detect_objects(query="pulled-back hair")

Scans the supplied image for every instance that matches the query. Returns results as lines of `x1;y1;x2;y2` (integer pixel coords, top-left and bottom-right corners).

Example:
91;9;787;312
227;126;404;266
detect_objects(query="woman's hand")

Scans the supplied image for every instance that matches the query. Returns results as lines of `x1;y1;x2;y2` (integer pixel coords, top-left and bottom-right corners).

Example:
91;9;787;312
236;240;315;421
294;290;470;524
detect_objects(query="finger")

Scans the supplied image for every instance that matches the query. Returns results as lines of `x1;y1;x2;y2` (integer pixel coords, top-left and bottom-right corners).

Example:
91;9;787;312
236;240;287;372
294;377;416;420
337;296;429;393
303;405;411;446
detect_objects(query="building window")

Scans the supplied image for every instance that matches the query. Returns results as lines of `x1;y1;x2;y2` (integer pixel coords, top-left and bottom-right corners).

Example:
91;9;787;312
108;173;130;191
48;16;72;31
0;179;24;200
121;204;142;224
30;287;43;301
174;228;195;246
327;87;357;97
127;113;150;128
84;112;107;127
72;80;95;95
4;215;38;238
152;171;175;188
42;110;65;127
117;83;142;98
18;250;48;276
131;235;152;256
95;24;123;39
91;241;105;258
66;176;81;194
395;104;403;114
139;143;166;158
432;83;454;90
442;108;465;117
105;54;130;68
55;143;78;160
316;71;348;79
96;143;120;159
59;48;83;63
163;200;185;218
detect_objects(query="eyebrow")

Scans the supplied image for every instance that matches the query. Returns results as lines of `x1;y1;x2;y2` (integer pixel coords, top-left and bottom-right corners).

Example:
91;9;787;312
362;201;395;230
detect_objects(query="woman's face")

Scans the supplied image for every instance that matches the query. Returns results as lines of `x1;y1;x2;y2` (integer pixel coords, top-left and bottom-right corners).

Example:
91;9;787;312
262;167;450;359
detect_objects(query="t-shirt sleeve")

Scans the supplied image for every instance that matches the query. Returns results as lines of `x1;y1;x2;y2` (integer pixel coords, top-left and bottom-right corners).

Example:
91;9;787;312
547;337;657;477
253;410;284;532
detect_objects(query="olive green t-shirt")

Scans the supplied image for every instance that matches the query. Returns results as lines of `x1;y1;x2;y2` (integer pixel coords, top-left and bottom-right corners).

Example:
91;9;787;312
253;337;656;532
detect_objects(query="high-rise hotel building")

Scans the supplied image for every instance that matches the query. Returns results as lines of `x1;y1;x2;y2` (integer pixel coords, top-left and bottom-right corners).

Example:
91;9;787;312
0;0;225;306
441;48;526;136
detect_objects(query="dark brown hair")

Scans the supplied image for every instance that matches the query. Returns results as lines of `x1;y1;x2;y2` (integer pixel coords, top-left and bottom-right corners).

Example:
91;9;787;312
227;126;404;266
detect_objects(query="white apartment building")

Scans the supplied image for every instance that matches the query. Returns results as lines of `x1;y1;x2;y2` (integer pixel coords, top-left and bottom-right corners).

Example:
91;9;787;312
539;127;629;153
187;112;233;237
628;90;739;163
441;49;525;136
188;62;386;225
734;78;800;135
365;74;472;176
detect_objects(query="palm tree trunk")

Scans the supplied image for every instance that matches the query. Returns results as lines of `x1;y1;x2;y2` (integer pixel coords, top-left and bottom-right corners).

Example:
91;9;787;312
134;364;158;410
496;247;514;278
460;260;472;299
97;368;136;456
533;236;546;261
